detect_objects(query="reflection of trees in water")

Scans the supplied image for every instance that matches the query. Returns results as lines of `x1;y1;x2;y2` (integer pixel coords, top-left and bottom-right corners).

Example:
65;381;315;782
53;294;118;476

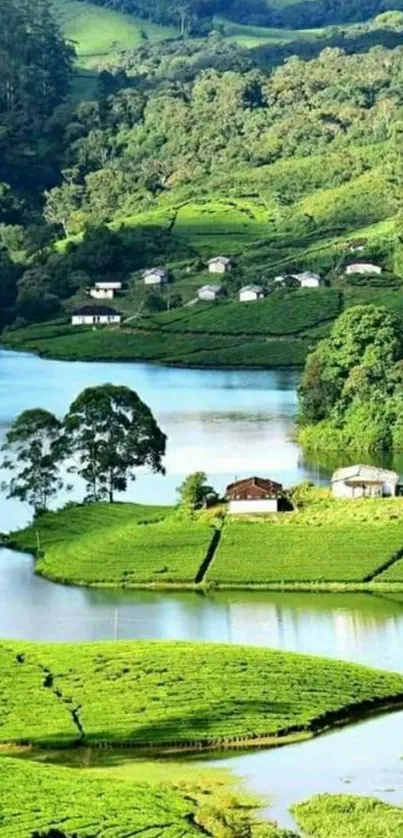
299;448;403;480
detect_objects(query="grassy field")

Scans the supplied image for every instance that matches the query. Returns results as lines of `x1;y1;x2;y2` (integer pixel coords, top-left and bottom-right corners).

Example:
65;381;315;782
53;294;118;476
53;0;176;69
1;639;403;749
0;755;281;838
8;496;403;590
207;521;403;584
294;794;403;837
8;503;216;586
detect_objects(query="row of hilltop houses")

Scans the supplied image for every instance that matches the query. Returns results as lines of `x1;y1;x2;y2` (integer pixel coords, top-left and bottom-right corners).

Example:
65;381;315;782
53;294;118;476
71;250;384;325
226;466;400;515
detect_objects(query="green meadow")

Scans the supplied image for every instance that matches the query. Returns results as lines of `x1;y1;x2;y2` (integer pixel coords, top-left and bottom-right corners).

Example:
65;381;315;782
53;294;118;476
1;639;403;749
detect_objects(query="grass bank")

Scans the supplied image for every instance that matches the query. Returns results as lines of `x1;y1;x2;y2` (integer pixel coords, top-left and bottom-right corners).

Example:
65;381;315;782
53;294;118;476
7;496;403;591
1;639;403;751
294;793;403;837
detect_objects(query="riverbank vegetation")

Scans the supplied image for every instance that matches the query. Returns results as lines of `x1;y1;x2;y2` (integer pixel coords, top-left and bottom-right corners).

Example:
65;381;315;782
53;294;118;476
2;639;403;749
293;794;403;837
7;491;403;590
298;305;403;450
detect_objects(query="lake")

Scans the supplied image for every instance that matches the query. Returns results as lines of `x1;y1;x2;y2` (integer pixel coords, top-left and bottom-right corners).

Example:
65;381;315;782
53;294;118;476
2;348;403;829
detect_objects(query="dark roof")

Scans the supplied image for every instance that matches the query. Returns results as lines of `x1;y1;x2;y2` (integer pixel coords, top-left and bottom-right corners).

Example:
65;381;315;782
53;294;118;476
349;238;368;248
72;305;120;316
226;476;283;498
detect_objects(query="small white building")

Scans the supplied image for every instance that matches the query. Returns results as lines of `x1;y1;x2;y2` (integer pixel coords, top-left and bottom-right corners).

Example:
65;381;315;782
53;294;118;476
291;271;323;288
226;476;283;515
143;267;168;285
89;287;115;300
94;281;122;291
331;465;398;499
208;256;232;274
348;238;368;253
197;284;225;302
71;305;122;326
239;285;266;302
345;263;382;276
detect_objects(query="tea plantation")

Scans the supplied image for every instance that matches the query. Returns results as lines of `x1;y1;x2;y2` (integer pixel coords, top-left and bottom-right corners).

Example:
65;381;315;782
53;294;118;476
294;794;403;838
1;640;403;749
207;521;403;585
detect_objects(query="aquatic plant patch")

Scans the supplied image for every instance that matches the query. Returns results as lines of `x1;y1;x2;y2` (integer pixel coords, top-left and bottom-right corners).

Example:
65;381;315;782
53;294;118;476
207;521;403;584
1;640;403;749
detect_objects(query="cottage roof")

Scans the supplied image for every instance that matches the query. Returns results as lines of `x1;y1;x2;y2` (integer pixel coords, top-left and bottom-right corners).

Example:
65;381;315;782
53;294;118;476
73;305;120;316
332;465;398;484
226;476;283;496
94;281;122;289
142;266;167;277
208;256;232;266
240;285;265;294
198;284;223;294
348;238;368;248
345;262;380;271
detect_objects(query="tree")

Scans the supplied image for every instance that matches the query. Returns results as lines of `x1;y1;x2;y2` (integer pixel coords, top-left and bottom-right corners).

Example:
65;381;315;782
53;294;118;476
177;471;215;511
1;409;67;513
65;385;166;502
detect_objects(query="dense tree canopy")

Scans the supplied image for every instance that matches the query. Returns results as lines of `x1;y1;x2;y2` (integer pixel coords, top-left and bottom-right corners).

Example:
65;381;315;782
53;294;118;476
298;305;403;450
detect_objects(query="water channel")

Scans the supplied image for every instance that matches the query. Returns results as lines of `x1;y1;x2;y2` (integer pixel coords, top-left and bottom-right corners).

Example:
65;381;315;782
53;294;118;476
1;348;403;829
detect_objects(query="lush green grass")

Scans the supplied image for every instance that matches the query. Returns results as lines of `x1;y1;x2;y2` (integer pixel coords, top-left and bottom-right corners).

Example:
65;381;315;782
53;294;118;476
1;640;403;749
53;0;176;69
0;755;257;838
374;558;403;581
2;322;312;366
294;794;403;837
208;520;403;584
9;503;215;586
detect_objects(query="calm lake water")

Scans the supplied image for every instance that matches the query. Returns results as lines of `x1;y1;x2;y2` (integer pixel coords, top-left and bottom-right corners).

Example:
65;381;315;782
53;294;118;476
2;348;403;828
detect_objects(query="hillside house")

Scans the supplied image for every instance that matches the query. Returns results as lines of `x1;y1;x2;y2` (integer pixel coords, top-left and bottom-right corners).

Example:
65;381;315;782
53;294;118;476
197;284;225;302
273;275;300;289
348;238;368;252
143;267;168;285
239;285;266;302
208;256;232;274
345;263;382;276
94;281;122;291
331;465;398;499
226;476;283;514
89;287;115;300
71;305;122;326
291;271;323;288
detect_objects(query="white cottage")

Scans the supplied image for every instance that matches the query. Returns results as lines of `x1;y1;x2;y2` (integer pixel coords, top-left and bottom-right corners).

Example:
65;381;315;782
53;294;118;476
291;271;323;288
94;281;122;291
142;267;168;285
345;263;382;276
89;287;115;300
71;305;122;326
197;284;225;302
208;256;232;274
239;285;266;302
331;465;398;499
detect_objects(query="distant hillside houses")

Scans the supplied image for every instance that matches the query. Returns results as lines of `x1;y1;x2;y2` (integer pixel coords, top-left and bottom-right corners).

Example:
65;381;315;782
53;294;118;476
197;284;226;302
345;263;382;275
274;272;323;288
239;285;266;302
72;306;121;326
143;267;168;285
208;256;233;274
89;281;122;300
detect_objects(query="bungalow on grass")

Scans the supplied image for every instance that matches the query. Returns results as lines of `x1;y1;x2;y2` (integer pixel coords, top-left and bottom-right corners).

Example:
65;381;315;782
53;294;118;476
226;476;283;514
345;263;382;276
197;284;225;302
208;256;232;274
291;271;323;288
331;465;399;499
143;267;168;285
71;305;122;326
239;285;266;302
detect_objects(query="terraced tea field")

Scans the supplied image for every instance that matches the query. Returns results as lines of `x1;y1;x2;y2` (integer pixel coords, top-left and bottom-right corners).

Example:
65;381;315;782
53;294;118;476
207;521;403;585
1;640;403;749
